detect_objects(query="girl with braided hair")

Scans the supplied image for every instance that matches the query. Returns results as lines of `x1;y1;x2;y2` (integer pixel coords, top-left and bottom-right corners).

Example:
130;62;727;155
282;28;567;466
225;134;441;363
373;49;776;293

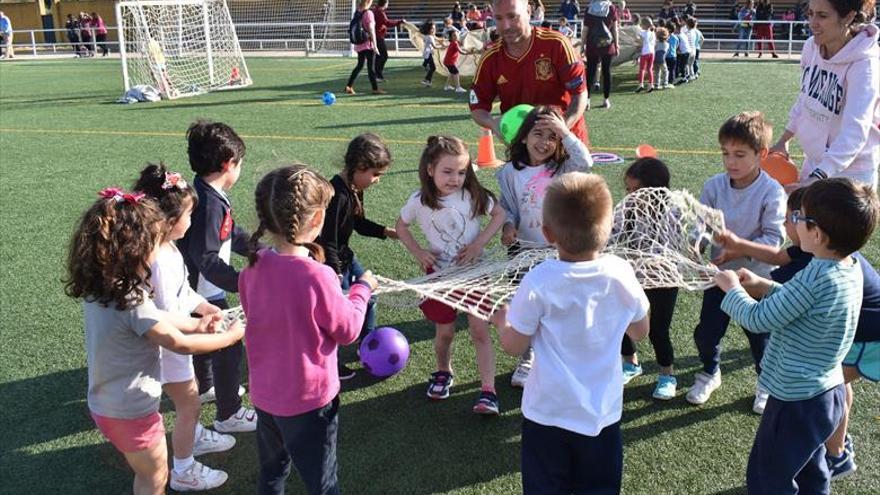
239;165;378;495
317;133;398;380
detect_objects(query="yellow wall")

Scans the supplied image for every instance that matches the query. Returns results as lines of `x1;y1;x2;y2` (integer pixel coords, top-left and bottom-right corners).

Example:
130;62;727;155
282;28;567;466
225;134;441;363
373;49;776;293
0;0;117;44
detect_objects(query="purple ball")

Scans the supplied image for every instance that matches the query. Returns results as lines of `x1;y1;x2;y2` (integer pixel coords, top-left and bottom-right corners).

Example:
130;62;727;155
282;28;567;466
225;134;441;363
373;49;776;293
359;327;410;378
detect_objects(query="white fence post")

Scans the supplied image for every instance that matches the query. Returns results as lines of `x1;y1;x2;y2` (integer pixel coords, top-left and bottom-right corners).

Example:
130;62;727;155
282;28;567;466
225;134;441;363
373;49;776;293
30;30;37;56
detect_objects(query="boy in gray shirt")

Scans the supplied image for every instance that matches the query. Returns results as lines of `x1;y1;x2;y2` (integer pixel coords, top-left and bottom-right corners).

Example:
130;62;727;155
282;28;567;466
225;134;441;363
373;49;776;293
686;111;786;412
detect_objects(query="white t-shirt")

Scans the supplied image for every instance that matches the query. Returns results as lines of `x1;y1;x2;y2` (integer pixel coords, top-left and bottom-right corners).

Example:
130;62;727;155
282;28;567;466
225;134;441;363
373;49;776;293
400;190;493;269
423;34;437;60
507;256;649;436
640;30;656;56
151;243;206;316
512;165;555;245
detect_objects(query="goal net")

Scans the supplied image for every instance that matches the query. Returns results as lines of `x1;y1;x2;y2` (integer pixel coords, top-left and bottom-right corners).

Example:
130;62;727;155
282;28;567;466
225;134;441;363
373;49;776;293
117;0;252;99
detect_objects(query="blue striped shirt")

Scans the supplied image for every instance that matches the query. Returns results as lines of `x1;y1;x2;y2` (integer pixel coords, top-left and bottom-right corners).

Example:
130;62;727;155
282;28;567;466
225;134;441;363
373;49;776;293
721;257;863;401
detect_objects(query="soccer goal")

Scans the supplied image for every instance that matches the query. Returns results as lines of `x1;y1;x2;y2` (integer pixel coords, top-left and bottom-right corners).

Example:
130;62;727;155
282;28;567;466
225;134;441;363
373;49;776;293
116;0;252;99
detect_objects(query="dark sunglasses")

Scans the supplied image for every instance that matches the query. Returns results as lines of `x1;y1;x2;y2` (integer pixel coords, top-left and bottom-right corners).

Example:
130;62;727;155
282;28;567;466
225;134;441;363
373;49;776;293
789;210;817;226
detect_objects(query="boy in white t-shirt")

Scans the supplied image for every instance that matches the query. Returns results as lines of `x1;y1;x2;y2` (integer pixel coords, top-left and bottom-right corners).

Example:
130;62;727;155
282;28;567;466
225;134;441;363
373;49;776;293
492;172;650;493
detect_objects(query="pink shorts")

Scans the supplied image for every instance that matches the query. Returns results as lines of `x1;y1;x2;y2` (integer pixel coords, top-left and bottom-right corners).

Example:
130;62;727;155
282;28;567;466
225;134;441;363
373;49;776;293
91;411;165;453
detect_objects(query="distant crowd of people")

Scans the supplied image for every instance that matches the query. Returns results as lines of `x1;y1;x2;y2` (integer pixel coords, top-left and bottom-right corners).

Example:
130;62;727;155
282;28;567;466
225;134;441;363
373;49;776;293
65;11;109;58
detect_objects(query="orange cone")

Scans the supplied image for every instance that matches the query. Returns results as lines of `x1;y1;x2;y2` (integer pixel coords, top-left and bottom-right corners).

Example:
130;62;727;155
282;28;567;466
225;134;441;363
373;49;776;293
476;128;504;169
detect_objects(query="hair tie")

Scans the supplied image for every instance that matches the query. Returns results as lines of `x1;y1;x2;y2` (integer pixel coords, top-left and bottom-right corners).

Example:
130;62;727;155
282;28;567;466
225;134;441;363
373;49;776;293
161;172;187;190
98;187;145;205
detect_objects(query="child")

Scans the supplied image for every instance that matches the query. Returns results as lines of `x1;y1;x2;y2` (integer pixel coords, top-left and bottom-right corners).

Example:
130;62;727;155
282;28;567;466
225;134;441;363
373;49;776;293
135;164;236;490
685;17;699;80
636;16;657;93
419;20;439;87
492;172;650;494
688;17;704;77
654;27;671;89
675;20;692;83
619;158;681;399
496;106;592;387
443;30;469;93
178;120;257;433
65;188;244;495
396;135;506;414
665;22;679;87
557;17;575;41
714;178;878;493
688;111;786;411
240;165;378;495
318;133;398;379
716;184;880;480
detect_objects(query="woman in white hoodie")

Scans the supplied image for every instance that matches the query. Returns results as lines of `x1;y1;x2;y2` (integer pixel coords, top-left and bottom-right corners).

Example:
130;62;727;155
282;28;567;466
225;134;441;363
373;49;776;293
771;0;879;191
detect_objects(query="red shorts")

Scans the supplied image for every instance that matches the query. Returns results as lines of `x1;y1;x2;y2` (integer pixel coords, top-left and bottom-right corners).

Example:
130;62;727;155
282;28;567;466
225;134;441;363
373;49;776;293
419;267;492;324
91;411;165;453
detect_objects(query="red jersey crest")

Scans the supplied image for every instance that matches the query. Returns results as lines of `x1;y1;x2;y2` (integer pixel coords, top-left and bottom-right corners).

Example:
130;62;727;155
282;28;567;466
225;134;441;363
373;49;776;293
219;209;233;241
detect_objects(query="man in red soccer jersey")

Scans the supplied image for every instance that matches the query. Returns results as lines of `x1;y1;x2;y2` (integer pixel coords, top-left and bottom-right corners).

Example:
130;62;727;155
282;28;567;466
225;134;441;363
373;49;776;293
469;0;589;144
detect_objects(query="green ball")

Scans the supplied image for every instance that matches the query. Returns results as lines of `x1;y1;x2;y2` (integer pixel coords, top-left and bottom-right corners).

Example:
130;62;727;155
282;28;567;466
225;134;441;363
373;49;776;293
499;104;534;143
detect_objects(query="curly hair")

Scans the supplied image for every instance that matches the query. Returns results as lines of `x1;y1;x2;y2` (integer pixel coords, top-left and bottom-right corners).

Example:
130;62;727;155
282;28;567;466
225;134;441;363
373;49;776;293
248;165;335;265
64;194;163;310
133;162;198;229
343;133;392;216
506;105;570;175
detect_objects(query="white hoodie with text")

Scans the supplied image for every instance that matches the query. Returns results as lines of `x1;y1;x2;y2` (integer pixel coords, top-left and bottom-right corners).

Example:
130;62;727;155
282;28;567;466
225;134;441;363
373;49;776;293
786;24;879;189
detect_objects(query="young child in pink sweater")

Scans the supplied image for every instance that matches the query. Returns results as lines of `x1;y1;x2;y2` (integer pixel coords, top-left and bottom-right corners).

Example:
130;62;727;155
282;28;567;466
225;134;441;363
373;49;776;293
239;165;378;495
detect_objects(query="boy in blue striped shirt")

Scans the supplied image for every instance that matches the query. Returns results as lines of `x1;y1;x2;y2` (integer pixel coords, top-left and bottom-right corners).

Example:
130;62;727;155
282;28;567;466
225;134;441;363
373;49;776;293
714;178;879;494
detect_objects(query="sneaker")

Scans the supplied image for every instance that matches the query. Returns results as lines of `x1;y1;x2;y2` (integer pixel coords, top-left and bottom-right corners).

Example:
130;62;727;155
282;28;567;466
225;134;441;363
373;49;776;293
338;364;356;381
845;434;855;456
757;53;763;58
170;461;229;491
344;86;356;95
420;80;432;87
199;385;246;404
733;53;740;57
473;391;500;415
193;427;236;456
686;371;722;405
772;53;779;59
827;449;857;481
443;85;454;91
652;375;677;400
376;77;385;82
511;355;533;388
647;86;655;93
635;86;644;93
752;386;770;415
622;362;643;385
426;371;454;399
667;83;675;88
214;406;257;433
455;87;467;93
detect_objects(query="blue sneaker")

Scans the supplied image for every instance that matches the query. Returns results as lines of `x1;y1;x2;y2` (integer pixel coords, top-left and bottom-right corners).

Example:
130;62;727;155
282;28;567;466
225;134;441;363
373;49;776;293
652;375;677;400
845;434;854;456
622;363;643;385
827;448;857;481
426;371;454;400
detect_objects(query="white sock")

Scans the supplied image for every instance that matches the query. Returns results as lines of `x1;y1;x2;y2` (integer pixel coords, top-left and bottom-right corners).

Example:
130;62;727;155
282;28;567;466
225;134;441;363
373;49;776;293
173;455;195;475
194;423;204;443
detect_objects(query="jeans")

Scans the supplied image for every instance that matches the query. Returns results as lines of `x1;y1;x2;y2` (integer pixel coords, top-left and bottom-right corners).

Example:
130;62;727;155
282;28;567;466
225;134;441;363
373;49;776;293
693;287;769;376
735;27;753;54
256;398;341;495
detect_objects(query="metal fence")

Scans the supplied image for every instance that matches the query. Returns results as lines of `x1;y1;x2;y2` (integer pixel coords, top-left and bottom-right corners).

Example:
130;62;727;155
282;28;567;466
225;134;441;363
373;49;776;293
3;19;871;59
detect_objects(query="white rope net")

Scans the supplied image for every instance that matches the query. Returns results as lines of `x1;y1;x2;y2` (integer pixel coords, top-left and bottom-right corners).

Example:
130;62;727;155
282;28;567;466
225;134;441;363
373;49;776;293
119;0;252;99
374;188;725;320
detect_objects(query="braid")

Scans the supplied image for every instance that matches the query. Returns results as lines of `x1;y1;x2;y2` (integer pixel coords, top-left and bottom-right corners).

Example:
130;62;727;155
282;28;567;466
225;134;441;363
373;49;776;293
247;223;267;266
286;172;307;245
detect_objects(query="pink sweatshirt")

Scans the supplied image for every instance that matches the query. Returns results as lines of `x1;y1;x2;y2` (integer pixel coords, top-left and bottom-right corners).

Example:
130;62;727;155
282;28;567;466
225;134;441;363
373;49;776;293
239;249;371;416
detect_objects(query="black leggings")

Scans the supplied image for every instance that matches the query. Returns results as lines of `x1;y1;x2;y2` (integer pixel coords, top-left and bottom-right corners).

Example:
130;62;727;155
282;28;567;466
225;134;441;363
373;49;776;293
375;37;389;78
193;298;245;421
346;49;377;90
422;57;436;82
586;54;613;99
620;287;679;368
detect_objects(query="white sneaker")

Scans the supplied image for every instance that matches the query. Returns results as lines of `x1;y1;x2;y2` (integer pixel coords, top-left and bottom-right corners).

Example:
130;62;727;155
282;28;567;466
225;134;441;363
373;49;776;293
752;386;770;415
686;371;722;405
193;427;236;456
455;87;467;93
170;461;228;491
214;406;257;433
199;385;246;404
420;80;432;87
511;354;533;388
443;85;454;91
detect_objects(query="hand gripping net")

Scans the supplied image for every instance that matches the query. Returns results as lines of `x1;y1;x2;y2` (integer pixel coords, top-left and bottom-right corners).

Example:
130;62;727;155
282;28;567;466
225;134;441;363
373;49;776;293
375;188;725;320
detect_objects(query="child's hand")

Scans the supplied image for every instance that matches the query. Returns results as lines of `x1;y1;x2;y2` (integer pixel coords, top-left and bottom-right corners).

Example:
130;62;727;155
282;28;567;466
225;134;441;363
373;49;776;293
225;320;245;342
735;268;763;292
712;248;743;266
384;227;399;240
534;112;570;139
490;305;508;330
714;270;740;292
501;224;518;246
414;249;437;271
455;242;483;265
714;230;741;250
197;313;223;334
357;270;379;291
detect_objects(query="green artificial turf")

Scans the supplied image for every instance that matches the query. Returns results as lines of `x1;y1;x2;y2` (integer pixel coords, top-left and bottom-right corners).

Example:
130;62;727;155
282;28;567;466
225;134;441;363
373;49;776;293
0;56;877;494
